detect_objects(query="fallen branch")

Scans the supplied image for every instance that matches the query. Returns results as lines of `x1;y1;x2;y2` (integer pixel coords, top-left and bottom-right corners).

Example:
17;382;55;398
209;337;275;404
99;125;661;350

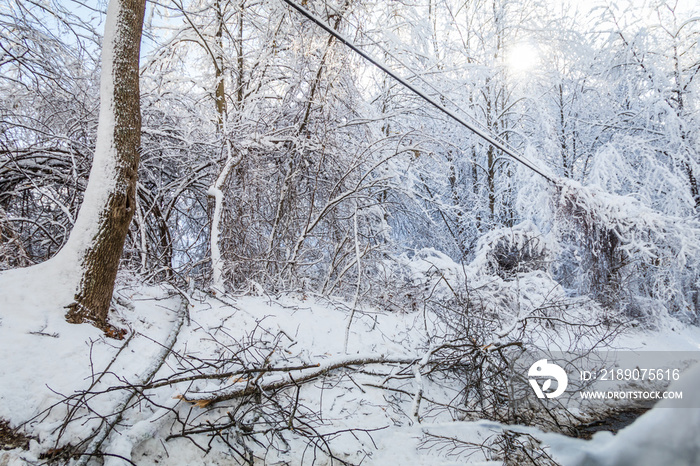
183;354;418;404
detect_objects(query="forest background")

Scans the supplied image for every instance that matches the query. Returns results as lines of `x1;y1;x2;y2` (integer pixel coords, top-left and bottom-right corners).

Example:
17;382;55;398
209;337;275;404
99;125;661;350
2;0;700;464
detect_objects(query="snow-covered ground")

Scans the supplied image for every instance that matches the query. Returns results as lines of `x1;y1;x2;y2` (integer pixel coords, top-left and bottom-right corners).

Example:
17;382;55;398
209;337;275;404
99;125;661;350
1;262;700;465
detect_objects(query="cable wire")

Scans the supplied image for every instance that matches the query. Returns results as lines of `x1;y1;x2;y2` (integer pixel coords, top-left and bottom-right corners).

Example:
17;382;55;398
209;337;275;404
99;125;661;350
281;0;557;184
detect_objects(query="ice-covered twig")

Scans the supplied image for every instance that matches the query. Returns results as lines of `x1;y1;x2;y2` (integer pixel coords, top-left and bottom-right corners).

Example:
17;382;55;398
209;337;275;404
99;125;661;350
411;345;439;423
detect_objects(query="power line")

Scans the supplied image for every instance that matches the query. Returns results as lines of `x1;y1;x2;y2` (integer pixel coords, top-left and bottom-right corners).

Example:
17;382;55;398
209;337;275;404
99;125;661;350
321;2;496;141
281;0;557;184
330;10;548;178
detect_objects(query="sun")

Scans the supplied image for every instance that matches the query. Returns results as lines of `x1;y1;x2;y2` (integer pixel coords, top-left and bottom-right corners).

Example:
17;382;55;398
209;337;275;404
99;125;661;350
505;42;540;74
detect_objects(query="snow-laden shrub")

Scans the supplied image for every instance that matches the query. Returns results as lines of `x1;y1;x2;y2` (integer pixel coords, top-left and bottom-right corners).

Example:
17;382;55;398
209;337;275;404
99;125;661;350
470;220;552;278
373;240;620;426
399;248;464;284
553;179;700;321
414;270;618;427
366;248;465;313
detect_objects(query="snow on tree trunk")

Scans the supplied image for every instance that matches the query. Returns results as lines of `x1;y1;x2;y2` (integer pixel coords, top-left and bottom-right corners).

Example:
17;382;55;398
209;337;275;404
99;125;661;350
63;0;146;328
208;153;235;292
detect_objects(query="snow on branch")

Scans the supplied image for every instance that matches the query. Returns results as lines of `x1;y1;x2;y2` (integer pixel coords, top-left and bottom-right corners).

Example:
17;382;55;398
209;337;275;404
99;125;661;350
182;353;418;404
557;179;700;266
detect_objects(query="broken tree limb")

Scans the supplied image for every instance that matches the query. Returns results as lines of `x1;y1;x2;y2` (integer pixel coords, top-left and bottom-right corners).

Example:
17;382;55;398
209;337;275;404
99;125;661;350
183;354;419;404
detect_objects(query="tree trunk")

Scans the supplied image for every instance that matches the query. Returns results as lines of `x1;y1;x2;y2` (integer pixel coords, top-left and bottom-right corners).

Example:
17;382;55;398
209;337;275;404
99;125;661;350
64;0;146;328
214;0;227;132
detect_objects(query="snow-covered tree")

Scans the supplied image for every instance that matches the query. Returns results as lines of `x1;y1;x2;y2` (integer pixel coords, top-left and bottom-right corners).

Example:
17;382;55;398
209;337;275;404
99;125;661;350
62;0;146;327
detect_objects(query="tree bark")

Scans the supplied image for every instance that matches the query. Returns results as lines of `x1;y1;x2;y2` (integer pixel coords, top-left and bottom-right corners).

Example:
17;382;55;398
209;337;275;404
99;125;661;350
64;0;146;328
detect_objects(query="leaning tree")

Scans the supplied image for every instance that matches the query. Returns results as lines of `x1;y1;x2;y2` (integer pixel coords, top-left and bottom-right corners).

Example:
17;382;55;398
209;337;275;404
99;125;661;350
62;0;146;328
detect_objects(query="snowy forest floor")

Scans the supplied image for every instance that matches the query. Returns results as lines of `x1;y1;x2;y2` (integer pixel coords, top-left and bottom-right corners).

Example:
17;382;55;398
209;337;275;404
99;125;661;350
1;264;700;466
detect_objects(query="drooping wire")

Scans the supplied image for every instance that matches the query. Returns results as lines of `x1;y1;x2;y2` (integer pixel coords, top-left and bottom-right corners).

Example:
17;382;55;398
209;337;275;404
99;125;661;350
332;8;546;175
281;0;557;184
322;2;498;142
